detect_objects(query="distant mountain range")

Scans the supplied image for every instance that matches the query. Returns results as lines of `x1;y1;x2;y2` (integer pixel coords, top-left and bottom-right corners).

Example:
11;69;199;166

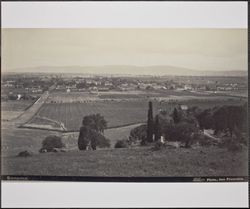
5;65;247;77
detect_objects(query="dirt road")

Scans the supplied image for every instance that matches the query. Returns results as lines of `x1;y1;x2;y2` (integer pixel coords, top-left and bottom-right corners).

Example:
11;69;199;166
14;91;50;126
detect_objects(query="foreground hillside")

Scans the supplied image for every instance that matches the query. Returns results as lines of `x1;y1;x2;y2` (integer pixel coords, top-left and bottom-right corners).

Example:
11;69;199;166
2;146;247;177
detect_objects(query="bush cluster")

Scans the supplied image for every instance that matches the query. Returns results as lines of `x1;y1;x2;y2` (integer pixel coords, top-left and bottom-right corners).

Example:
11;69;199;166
152;141;165;151
40;135;65;152
114;139;129;148
218;137;245;152
17;150;32;157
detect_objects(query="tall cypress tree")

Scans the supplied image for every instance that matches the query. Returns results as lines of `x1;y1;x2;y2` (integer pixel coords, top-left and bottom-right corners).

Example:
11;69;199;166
173;107;180;124
154;114;160;141
147;101;154;142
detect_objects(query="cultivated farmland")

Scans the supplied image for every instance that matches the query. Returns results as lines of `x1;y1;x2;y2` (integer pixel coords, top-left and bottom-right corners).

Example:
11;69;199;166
30;100;158;131
25;91;245;132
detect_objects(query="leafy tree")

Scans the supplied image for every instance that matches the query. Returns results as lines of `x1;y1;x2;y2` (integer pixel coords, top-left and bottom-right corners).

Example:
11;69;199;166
90;129;110;149
158;111;173;129
78;126;110;150
162;122;199;148
154;115;160;141
213;105;247;137
146;101;154;142
82;113;107;134
195;109;214;130
187;106;200;115
79;114;109;150
130;124;147;143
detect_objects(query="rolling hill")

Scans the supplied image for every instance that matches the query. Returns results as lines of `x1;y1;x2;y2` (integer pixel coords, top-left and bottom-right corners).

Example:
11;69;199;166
5;65;247;77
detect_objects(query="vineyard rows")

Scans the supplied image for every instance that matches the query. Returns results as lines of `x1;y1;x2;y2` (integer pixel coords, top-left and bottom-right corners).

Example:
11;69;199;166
26;96;243;131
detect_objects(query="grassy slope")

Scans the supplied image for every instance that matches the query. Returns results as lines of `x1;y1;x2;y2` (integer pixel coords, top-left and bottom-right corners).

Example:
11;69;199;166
104;123;144;147
1;122;58;156
1;122;138;156
2;146;248;177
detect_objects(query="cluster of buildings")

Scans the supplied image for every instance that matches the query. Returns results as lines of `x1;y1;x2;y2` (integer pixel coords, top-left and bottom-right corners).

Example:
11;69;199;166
173;82;247;92
2;74;247;101
53;76;247;94
1;77;49;101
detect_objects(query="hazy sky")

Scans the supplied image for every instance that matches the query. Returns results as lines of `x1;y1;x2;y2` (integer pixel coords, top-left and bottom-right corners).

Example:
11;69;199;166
2;28;247;72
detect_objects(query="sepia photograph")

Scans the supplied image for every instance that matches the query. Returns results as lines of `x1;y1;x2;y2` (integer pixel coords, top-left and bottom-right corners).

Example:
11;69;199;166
1;1;248;208
1;28;248;180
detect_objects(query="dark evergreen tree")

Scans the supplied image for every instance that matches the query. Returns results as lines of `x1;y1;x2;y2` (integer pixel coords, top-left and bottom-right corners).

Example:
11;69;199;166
173;107;180;124
146;101;154;142
154;115;160;141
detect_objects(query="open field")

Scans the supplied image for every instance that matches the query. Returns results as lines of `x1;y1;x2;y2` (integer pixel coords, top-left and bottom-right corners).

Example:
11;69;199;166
2;146;248;177
47;89;247;102
1;101;35;121
46;92;97;103
1;101;34;111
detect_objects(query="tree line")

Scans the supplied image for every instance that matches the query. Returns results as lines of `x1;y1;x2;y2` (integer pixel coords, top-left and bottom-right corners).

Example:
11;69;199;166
131;101;247;148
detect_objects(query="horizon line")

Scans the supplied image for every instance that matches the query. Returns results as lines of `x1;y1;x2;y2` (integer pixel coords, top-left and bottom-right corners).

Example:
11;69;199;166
2;64;247;72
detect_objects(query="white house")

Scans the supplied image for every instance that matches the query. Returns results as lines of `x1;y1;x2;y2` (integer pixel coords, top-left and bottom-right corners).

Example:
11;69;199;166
180;105;188;111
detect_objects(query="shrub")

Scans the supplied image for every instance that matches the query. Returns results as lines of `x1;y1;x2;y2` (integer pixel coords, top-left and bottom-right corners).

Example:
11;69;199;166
114;139;129;148
218;136;245;152
152;141;165;151
233;126;248;145
192;132;213;147
198;135;213;147
227;141;243;152
17;150;32;157
40;135;65;152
